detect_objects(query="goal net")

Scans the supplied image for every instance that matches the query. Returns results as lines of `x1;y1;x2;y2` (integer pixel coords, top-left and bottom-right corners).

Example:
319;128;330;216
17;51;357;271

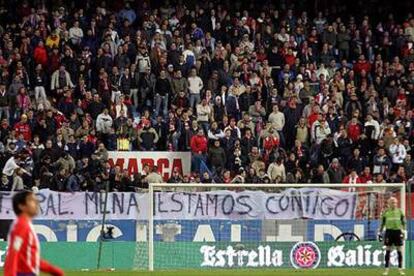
146;183;406;270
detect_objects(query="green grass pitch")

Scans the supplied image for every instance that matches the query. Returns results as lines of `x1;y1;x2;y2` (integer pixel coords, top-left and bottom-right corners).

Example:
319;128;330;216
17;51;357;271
41;268;414;275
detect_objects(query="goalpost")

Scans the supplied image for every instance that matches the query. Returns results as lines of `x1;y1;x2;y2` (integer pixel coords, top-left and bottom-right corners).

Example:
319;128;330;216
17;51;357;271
147;183;406;271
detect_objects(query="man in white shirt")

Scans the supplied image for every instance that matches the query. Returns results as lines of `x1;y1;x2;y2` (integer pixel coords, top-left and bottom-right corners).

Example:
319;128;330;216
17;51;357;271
268;105;285;146
364;114;380;140
188;69;203;110
389;137;407;168
196;98;211;134
268;105;285;131
2;155;30;183
311;116;331;144
69;20;84;45
96;109;113;134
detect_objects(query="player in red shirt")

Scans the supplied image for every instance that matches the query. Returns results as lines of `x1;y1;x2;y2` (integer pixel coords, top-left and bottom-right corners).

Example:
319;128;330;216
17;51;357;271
4;190;64;276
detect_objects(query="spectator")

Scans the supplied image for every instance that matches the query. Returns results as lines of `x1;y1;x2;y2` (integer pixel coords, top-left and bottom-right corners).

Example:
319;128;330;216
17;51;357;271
168;168;183;183
33;41;48;68
0;83;9;121
188;68;203;110
154;70;172;117
32;65;48;108
389;137;407;169
373;147;392;176
311;164;330;183
51;65;74;93
146;165;163;184
267;157;286;182
2;154;29;182
311;116;331;144
208;140;226;172
69;21;84;45
196;98;212;134
342;169;362;189
327;158;347;184
14;114;31;142
190;128;208;171
0;0;414;190
96;109;113;134
138;119;159;151
12;168;25;191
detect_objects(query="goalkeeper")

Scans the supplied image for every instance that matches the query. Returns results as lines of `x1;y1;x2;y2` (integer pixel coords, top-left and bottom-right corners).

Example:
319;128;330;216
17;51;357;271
378;197;406;276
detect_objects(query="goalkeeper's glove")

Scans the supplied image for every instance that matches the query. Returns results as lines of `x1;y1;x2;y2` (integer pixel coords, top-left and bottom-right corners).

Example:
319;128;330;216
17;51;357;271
377;232;383;242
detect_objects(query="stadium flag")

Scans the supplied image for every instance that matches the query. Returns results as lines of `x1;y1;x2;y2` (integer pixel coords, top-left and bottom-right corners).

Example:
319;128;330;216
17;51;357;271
199;159;213;178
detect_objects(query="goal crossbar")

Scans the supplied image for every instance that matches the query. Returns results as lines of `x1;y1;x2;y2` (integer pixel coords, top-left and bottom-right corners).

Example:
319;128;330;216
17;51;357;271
150;183;406;188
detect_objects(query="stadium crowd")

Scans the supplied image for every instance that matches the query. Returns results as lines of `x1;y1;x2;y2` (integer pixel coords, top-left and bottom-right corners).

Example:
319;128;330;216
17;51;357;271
0;0;414;192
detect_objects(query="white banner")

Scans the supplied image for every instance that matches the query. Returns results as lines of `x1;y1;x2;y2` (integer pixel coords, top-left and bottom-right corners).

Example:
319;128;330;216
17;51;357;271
0;190;147;220
0;188;356;220
108;151;191;180
154;188;357;220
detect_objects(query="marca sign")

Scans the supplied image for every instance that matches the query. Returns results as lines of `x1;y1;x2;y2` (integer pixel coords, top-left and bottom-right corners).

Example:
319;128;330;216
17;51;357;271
200;245;283;267
108;151;191;180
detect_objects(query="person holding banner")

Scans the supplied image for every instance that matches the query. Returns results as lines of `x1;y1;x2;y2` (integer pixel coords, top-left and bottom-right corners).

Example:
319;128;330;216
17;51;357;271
378;197;406;276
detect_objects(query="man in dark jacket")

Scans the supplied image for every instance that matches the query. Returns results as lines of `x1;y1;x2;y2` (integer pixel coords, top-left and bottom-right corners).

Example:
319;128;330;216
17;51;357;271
208;140;226;172
327;158;347;183
88;94;105;119
0;83;9;121
138;120;159;150
154;70;172;117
